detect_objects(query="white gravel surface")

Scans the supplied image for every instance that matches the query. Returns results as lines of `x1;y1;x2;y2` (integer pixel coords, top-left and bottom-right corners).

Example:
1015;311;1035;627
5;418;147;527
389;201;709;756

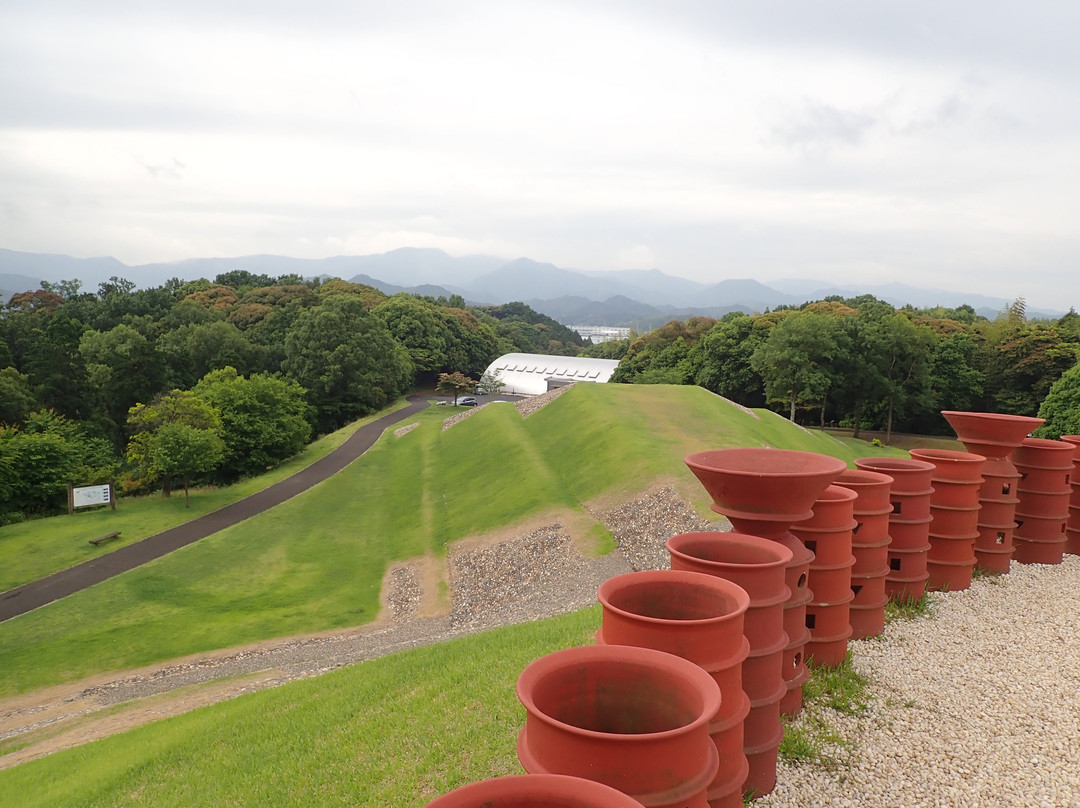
761;554;1080;808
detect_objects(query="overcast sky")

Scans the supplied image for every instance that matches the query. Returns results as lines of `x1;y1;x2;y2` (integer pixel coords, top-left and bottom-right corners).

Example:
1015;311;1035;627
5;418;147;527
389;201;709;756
1;1;1077;308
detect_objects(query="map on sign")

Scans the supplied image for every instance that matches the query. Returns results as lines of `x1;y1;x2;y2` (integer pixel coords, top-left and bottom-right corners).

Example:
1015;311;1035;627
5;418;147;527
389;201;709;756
72;484;112;509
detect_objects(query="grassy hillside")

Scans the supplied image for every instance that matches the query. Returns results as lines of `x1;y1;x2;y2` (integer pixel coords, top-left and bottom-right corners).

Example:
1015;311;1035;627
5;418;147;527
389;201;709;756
0;384;903;696
0;607;601;807
0;403;407;593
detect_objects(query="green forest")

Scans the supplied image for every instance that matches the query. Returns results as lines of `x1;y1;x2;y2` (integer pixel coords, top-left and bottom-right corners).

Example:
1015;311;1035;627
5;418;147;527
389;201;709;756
0;272;584;522
587;296;1080;441
4;271;1080;526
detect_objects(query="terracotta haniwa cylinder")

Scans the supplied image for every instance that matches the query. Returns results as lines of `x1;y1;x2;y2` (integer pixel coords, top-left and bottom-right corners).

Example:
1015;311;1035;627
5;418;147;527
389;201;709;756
909;448;985;592
941;411;1044;575
792;485;856;668
855;457;936;602
684;448;846;719
834;468;893;640
597;570;751;808
1013;437;1076;565
1062;436;1080;555
424;774;645;808
517;644;721;808
666;532;791;799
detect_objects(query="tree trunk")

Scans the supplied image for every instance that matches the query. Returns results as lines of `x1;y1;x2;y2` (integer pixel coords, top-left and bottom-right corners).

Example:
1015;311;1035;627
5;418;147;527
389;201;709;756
789;391;796;422
183;474;191;508
162;474;172;499
886;395;895;444
852;400;864;440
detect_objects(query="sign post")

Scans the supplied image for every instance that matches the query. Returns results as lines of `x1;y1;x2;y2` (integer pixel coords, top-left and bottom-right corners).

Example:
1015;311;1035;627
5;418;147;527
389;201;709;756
69;483;115;514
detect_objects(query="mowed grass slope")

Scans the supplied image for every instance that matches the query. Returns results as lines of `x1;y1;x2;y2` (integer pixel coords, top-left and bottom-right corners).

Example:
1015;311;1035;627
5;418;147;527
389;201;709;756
0;384;903;696
0;402;407;593
0;608;602;808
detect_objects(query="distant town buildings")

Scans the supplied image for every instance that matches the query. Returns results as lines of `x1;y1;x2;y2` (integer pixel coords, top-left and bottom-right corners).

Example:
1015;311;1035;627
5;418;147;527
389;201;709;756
571;325;632;344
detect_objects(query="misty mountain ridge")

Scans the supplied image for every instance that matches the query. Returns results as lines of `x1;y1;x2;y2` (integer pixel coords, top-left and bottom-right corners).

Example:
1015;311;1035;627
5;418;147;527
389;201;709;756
0;246;1063;325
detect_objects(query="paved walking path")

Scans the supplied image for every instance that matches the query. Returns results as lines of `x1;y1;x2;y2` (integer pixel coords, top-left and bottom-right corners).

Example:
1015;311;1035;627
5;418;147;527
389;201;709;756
0;397;430;623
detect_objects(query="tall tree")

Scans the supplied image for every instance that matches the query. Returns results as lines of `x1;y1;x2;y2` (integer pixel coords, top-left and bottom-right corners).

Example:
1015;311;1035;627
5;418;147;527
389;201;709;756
750;312;841;421
282;295;413;432
80;324;167;442
148;423;225;507
436;371;477;404
127;390;223;497
1035;361;1080;439
193;367;311;480
692;314;770;407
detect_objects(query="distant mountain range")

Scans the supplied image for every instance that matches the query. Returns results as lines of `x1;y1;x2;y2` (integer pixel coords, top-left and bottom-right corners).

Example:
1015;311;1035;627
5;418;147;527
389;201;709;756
0;246;1063;329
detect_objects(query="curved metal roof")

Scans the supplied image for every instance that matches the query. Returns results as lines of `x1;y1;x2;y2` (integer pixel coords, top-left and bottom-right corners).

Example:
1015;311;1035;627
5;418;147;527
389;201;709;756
481;352;620;396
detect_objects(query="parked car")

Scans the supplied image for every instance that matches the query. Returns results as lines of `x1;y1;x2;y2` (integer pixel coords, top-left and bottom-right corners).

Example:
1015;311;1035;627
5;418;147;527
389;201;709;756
458;396;478;407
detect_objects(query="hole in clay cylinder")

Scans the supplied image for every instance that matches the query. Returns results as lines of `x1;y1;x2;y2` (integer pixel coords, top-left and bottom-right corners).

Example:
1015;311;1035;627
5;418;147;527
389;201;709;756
804;540;817;554
792;652;802;670
890;558;902;571
892;500;902;514
1002;483;1011;495
996;532;1006;545
853;521;863;535
797;573;807;589
1016;519;1024;530
805;613;816;629
851;585;863;597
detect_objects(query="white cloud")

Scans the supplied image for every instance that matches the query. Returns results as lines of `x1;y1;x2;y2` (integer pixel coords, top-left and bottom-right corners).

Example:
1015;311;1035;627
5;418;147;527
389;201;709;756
0;2;1078;310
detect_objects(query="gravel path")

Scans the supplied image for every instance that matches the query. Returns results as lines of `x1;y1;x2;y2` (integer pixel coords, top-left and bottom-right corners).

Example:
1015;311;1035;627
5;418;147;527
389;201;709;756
762;555;1080;808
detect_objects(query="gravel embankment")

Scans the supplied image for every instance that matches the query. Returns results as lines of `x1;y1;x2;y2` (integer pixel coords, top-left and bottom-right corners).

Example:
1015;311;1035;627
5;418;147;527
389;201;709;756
761;555;1080;808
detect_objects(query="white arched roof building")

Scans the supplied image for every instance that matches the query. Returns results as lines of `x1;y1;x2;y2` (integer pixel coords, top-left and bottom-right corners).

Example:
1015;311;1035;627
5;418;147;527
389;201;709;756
482;353;620;396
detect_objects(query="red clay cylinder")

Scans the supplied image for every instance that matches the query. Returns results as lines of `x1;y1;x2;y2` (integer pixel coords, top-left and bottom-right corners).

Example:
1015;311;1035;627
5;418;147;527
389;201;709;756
885;544;931;602
927;533;980;563
888;515;934;550
855;457;935;494
926;480;983;509
836;468;894;512
974;522;1016;574
596;570;751;808
849;599;888;640
424;774;645;808
887;489;935;520
851;537;890;576
851;510;893;545
665;531;790;799
517;644;721;808
980;465;1022;501
1014;512;1069;541
1066;526;1080;556
795;484;859;530
926;559;976;592
1013;437;1075;484
1014;489;1072;516
909;447;987;483
850;573;888;604
684;449;845;723
978;496;1021;526
835;468;893;641
1013;536;1067;565
929;504;981;536
666;533;791;654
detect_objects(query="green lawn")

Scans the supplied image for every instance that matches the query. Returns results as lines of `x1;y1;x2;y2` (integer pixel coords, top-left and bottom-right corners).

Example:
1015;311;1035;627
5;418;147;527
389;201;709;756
0;607;601;808
0;385;904;696
0;400;409;593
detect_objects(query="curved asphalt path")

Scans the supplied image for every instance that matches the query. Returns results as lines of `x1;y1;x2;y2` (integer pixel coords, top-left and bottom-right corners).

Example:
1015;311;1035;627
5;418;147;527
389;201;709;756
0;396;430;623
